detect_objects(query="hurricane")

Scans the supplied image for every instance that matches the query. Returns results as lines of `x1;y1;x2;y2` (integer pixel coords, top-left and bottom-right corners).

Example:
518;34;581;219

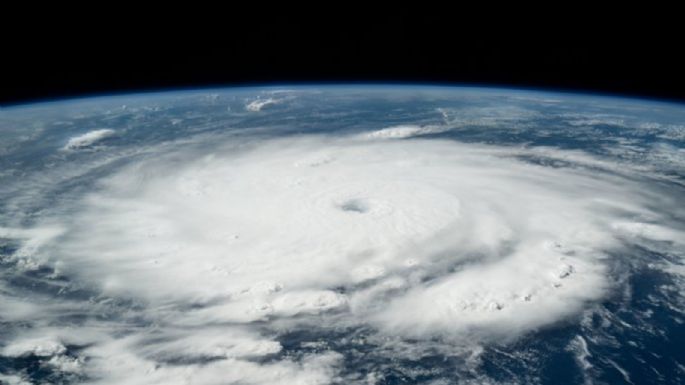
0;86;683;385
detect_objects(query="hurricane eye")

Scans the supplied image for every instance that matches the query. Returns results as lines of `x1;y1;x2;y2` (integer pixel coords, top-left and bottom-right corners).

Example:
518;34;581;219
339;199;368;213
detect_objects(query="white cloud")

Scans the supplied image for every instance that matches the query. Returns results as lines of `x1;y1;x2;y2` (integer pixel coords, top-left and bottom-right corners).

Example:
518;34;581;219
364;124;448;139
0;374;31;385
133;327;283;361
371;240;607;340
2;336;67;357
62;129;115;150
245;97;279;112
82;337;341;385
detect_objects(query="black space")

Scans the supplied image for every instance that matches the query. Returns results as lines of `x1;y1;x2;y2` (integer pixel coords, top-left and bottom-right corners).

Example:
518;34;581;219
2;9;683;105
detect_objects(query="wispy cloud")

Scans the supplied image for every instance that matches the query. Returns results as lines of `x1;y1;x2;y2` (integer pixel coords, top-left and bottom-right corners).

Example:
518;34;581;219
245;97;280;112
62;129;115;150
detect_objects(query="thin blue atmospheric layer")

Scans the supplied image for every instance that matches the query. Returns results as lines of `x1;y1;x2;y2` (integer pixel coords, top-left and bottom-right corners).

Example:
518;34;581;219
0;86;683;385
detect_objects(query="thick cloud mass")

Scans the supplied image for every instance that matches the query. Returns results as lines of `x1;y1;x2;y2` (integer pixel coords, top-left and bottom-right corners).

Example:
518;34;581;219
1;89;684;384
53;138;619;314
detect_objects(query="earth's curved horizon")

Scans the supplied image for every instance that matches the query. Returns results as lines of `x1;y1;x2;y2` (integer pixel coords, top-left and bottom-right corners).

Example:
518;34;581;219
0;85;683;385
6;83;685;110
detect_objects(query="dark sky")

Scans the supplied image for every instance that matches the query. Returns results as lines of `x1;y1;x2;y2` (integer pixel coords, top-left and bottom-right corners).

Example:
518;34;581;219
2;9;683;105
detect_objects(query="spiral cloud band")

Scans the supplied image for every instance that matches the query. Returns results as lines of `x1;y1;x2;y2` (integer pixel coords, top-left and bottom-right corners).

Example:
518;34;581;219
54;137;625;329
1;92;684;384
